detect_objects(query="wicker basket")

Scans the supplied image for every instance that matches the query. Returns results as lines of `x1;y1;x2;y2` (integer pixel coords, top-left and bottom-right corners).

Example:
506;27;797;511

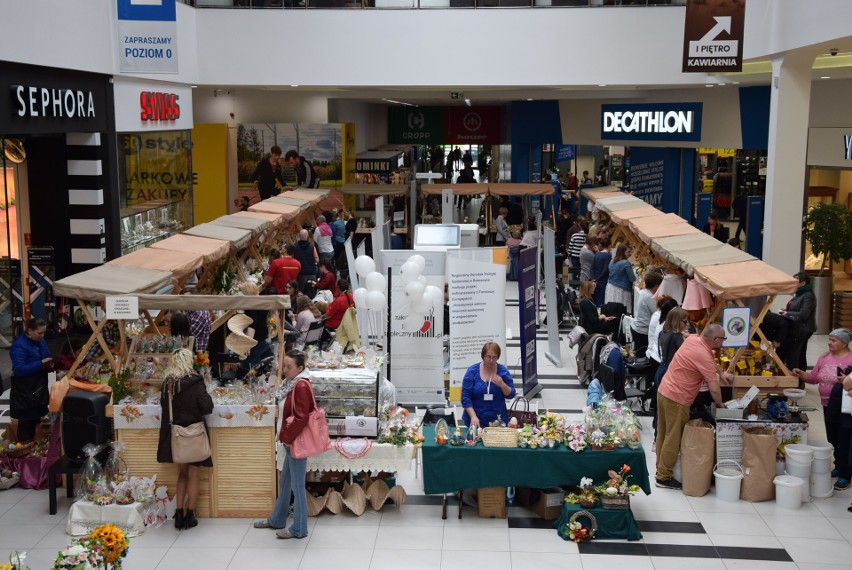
0;476;20;490
481;427;518;448
2;441;34;459
600;494;630;510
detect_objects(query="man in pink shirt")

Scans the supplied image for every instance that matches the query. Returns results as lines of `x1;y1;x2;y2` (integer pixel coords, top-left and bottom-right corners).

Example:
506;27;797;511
655;323;733;489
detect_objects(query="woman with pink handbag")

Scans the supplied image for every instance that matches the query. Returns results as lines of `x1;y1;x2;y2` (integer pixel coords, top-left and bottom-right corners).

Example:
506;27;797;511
254;350;321;539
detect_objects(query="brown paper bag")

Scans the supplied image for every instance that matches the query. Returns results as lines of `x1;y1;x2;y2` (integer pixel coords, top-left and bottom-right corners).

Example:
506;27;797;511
740;427;777;502
681;419;716;496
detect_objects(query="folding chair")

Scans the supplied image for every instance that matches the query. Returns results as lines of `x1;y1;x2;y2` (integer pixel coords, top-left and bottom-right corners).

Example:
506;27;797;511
301;320;326;349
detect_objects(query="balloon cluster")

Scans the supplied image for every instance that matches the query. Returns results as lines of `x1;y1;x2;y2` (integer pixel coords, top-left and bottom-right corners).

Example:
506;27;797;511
400;254;443;314
352;256;387;311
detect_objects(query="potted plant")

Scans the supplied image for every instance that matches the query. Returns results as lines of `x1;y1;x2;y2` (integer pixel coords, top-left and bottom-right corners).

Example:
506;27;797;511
801;202;852;333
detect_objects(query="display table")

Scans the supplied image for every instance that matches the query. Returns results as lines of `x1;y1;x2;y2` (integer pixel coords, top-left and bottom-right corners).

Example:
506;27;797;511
553;502;642;542
715;413;809;464
113;403;277;518
66;500;146;537
421;426;650;518
306;441;417;474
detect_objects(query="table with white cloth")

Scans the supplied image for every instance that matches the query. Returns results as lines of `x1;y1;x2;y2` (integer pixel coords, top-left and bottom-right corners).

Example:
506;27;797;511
66;500;146;537
304;441;418;474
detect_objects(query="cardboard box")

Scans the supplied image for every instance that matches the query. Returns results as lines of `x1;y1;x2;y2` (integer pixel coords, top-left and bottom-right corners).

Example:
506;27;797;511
477;487;507;519
711;406;745;420
532;487;566;520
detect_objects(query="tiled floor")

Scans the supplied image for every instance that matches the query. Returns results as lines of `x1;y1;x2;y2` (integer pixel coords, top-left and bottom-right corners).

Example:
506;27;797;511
0;286;850;568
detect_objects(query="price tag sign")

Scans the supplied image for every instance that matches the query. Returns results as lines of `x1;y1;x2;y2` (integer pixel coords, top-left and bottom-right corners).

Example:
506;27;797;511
106;296;139;320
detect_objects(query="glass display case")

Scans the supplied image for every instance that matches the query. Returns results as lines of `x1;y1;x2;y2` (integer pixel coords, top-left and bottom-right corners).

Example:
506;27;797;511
309;368;380;437
120;200;187;254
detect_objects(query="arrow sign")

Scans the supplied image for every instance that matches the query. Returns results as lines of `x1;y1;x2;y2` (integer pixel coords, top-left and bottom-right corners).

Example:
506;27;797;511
699;16;731;42
682;0;744;73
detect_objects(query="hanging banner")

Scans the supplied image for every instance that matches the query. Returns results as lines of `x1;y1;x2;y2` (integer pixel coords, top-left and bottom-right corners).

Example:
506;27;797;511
682;0;745;73
447;252;507;402
722;306;751;349
555;144;575;162
387;107;444;145
383;250;446;405
517;246;539;396
445;106;501;145
117;0;179;74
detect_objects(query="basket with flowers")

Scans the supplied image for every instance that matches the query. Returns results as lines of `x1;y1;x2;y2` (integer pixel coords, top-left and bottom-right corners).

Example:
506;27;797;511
565;510;597;543
596;464;641;510
565;477;598;508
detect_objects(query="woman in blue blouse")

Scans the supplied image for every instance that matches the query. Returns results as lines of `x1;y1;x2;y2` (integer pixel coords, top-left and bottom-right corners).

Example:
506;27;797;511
462;342;516;427
605;244;636;309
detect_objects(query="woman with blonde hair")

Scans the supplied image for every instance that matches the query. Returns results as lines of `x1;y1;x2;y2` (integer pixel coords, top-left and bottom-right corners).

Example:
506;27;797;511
578;281;618;335
157;349;214;530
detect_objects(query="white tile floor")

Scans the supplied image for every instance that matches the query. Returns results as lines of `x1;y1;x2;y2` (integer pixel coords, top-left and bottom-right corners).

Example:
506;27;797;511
1;287;850;568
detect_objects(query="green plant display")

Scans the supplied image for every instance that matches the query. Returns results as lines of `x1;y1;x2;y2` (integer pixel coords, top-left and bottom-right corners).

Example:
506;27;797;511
107;368;137;403
802;202;852;275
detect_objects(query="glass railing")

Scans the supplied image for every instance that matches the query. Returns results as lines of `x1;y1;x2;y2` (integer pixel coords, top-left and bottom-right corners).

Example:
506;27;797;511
192;0;684;8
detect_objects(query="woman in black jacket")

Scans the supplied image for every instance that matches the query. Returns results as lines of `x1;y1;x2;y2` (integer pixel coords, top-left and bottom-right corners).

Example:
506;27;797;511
157;349;214;530
780;272;817;370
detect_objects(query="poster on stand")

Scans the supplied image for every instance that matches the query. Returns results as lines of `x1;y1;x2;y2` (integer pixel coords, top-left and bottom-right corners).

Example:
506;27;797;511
382;250;446;404
447;253;506;403
722;306;750;348
518;246;540;396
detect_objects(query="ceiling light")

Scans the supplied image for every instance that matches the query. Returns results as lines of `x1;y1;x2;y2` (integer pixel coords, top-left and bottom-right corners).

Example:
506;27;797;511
290;84;299;87
820;76;831;79
526;98;533;101
705;84;714;87
464;98;472;107
190;85;197;89
732;81;740;85
381;98;418;107
598;84;607;87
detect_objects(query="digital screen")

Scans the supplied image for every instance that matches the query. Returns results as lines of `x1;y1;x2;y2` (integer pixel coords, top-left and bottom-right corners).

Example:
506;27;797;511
414;224;461;248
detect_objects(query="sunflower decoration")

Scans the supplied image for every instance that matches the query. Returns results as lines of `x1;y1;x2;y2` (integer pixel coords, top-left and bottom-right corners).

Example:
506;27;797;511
89;524;130;566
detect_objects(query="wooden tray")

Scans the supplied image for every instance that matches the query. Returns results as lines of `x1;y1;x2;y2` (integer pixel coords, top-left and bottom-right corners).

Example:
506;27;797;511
732;376;798;399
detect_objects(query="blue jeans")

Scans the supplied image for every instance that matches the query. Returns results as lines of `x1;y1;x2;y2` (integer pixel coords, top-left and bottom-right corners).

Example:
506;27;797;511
267;445;308;537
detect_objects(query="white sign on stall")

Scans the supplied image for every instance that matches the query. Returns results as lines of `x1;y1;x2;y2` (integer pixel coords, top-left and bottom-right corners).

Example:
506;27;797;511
106;296;139;320
447;252;506;402
722;306;751;348
382;250;446;405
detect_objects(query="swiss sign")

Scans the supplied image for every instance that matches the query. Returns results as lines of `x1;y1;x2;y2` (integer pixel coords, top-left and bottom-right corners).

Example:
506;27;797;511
682;0;745;73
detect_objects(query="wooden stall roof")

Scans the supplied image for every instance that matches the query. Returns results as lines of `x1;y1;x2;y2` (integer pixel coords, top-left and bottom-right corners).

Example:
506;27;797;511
635;221;701;244
107;247;204;278
55;265;174;300
421;183;487;196
231;210;284;226
268;195;311;210
339;184;409;196
211;214;271;236
148;234;230;266
580;186;625;201
595;195;650;213
609;207;666;226
693;260;799;300
651;234;755;277
488;183;554;196
286;189;328;201
286;187;329;199
248;201;301;219
184;223;253;249
628;212;687;234
130;294;290;310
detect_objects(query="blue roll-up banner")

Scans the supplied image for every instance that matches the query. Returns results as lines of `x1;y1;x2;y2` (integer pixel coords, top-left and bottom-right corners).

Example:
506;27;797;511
518;247;539;396
117;0;179;74
746;196;764;258
625;147;681;212
696;192;714;229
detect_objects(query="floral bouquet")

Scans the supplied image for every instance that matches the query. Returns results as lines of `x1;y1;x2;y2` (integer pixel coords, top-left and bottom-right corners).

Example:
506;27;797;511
596;464;641;510
52;543;103;569
566;519;594;543
377;404;423;447
537;413;565;445
588;429;618;451
89;524;130;567
565;477;598;507
564;424;587;452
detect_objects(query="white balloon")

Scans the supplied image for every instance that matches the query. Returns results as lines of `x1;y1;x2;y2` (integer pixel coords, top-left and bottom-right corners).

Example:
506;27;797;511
399;262;420;284
354;255;376;278
366;290;386;310
365;271;386;292
408;254;426;273
424;285;444;308
353;287;368;309
417;275;427;284
410;296;430;314
405;280;425;300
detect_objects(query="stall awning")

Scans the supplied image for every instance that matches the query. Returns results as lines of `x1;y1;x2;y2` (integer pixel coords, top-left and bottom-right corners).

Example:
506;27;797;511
693;260;799;300
609;207;665;227
286;188;329;199
339;184;409;196
488;183;554;196
651;233;755;277
185;223;252;249
286;189;328;202
211;214;271;237
635;221;701;244
628;213;687;235
107;247;204;279
248;201;301;219
130;294;291;311
231;210;284;227
581;186;625;201
148;234;230;266
269;195;311;210
55;265;174;300
595;195;650;213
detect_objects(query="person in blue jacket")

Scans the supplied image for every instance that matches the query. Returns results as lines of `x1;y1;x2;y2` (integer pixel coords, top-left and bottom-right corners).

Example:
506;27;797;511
462;342;516;427
10;317;54;442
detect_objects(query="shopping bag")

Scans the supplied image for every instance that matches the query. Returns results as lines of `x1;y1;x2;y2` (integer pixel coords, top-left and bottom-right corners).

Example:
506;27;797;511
740;427;777;502
288;380;332;459
680;419;715;497
507;397;537;427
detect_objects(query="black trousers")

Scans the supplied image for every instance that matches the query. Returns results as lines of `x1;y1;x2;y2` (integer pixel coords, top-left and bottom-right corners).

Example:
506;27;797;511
16;418;39;442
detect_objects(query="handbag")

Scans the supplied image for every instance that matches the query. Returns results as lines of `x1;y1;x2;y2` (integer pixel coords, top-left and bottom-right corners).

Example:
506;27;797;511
289;380;332;459
168;388;211;464
507;397;537;427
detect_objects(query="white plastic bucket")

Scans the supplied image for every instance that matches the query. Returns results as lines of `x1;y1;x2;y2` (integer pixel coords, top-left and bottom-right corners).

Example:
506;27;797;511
785;444;814;479
810;470;834;498
713;460;743;502
786;472;810;502
808;441;833;474
774;475;804;509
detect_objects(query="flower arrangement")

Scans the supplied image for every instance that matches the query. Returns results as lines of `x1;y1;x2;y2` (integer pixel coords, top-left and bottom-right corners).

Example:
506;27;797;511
565;510;597;543
88;524;130;567
107;369;136;404
588;429;618;451
565;424;587;452
596;464;641;498
52;542;104;569
193;351;210;370
565;477;598;507
377;404;423;447
537;413;565;445
51;524;129;569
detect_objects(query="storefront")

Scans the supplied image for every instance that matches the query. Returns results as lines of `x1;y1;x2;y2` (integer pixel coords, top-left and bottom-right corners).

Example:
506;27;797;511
112;77;194;256
0;61;114;345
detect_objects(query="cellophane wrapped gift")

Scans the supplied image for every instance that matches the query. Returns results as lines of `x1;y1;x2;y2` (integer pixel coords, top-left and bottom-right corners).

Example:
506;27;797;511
75;443;106;501
105;441;129;491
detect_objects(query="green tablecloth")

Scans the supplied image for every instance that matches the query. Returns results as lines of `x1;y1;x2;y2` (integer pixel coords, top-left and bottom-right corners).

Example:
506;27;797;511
554;502;643;541
421;426;651;495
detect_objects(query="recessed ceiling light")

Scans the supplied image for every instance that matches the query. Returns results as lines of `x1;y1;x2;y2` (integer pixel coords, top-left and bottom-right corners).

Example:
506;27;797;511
705;84;714;87
820;76;831;79
598;84;607;87
732;81;740;85
526;98;533;101
290;84;299;87
190;85;197;89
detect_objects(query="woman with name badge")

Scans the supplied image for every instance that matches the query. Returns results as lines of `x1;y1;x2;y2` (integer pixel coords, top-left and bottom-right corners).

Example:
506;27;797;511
461;342;516;428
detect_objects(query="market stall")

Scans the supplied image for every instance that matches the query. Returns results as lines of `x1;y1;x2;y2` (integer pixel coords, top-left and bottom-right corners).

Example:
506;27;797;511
651;233;756;278
339;184;411;235
183;223;254;284
231;210;286;253
607;206;666;251
147;234;231;293
210;214;272;267
106;247;204;295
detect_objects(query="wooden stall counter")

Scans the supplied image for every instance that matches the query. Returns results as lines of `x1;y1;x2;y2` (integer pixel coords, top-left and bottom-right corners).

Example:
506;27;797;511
113;402;277;518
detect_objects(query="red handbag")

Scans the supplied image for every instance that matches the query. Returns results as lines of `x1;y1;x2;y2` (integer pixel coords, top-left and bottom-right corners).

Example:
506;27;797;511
508;397;537;427
286;380;331;459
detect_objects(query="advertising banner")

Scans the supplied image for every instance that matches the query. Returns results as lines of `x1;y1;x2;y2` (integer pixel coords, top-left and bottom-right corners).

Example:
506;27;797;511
555;144;575;163
387;107;444;145
517;246;539;396
117;0;179;74
602;103;703;142
445;106;501;145
682;0;745;73
722;306;751;348
447;252;506;402
627;147;682;212
383;250;446;405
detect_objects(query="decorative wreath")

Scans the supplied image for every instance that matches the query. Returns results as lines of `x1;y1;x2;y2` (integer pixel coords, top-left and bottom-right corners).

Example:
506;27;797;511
566;510;597;543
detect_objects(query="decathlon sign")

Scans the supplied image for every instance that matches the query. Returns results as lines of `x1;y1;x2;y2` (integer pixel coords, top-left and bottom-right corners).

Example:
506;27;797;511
601;103;702;142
